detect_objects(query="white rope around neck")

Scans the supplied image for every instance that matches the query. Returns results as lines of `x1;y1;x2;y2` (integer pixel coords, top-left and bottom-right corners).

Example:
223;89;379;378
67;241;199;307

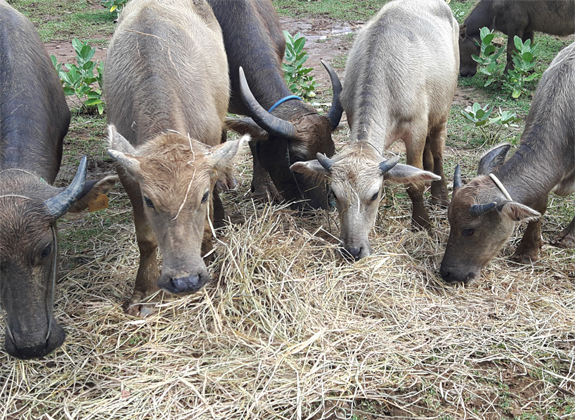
489;173;513;201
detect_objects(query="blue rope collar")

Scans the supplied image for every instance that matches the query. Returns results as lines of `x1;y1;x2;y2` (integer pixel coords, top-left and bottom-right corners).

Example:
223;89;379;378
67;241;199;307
268;95;302;113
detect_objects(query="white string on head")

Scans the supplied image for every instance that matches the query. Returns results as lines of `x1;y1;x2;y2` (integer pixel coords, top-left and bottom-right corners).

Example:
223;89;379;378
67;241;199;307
0;168;38;177
0;194;34;201
489;173;513;201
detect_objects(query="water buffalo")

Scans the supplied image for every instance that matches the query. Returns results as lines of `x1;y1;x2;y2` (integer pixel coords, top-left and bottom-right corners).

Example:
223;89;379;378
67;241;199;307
440;42;575;284
291;0;458;260
207;0;343;209
105;0;245;316
459;0;575;77
0;0;116;359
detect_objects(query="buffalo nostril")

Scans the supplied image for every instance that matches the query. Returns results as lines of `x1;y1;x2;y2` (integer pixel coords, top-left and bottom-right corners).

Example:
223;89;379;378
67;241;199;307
161;274;206;294
171;276;199;293
343;247;363;261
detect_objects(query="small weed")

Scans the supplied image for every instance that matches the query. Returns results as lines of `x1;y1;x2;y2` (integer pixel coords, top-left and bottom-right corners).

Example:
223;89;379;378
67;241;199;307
461;102;520;145
282;30;317;98
472;27;505;87
473;29;541;99
51;39;105;114
503;37;540;98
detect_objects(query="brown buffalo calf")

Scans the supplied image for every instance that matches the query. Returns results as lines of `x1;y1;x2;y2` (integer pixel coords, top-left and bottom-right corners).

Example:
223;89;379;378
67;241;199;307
105;0;244;316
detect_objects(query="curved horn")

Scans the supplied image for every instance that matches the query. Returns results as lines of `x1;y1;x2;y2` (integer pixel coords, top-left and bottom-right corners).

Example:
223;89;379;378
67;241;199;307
453;164;462;190
477;143;511;175
321;60;343;130
316;152;334;172
379;156;399;174
44;156;88;219
469;202;497;217
238;67;298;140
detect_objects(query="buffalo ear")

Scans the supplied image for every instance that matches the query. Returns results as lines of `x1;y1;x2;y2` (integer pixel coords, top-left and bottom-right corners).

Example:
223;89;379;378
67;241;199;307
384;164;441;184
225;117;269;141
108;150;141;177
290;160;330;177
107;125;142;177
107;125;137;155
500;201;541;223
208;135;249;173
477;143;511;175
68;175;118;213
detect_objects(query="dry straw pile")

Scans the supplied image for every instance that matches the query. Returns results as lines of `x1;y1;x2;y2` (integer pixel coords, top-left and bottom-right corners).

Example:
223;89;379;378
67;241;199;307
1;150;575;419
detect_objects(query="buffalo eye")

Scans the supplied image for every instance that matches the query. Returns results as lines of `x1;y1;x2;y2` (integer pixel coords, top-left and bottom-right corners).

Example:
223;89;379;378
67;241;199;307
41;242;52;259
370;192;379;202
144;196;154;209
201;191;209;204
329;190;339;202
462;228;474;237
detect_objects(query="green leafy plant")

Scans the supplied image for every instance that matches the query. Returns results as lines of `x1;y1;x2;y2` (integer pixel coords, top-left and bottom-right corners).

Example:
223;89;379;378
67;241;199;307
461;102;520;145
101;0;128;16
51;39;105;114
282;30;316;98
472;27;504;87
503;36;540;98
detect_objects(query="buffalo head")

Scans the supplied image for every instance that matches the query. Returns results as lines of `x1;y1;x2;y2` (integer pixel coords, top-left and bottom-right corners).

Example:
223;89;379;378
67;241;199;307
459;25;480;77
291;142;440;260
225;61;343;210
108;126;246;297
0;158;117;358
440;145;541;284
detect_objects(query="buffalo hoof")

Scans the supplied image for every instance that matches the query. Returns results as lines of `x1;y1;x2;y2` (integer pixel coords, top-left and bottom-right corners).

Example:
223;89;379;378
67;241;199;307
123;290;160;317
511;248;540;264
430;195;450;208
430;184;449;208
411;216;432;233
550;228;575;249
251;180;282;203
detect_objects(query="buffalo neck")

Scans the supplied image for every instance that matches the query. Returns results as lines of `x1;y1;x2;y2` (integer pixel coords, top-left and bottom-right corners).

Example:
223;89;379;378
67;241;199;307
208;0;292;114
349;96;390;154
464;1;493;38
496;126;572;210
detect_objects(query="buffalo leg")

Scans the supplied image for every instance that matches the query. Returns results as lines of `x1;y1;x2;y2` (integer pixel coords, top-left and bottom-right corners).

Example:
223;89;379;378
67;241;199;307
550;216;575;249
212;187;225;229
512;219;543;263
249;141;282;202
427;123;449;207
512;196;547;263
405;125;432;231
505;25;525;73
119;172;161;316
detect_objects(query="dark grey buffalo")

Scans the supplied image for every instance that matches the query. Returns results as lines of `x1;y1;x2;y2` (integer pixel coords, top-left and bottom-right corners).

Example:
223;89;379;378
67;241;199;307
291;0;459;260
207;0;343;209
441;42;575;284
0;0;116;359
105;0;244;316
459;0;575;77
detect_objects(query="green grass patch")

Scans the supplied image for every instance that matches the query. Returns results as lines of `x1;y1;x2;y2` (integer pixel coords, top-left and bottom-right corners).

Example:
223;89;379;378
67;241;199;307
273;0;387;20
8;0;116;41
